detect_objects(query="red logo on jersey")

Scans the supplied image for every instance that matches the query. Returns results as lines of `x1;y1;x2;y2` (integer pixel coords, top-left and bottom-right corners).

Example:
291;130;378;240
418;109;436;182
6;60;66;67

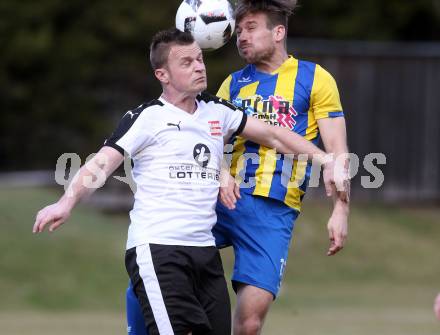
238;95;297;130
208;120;222;136
269;95;298;130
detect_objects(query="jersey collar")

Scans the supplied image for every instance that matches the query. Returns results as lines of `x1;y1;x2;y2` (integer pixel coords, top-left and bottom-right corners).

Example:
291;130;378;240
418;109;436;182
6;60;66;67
250;55;297;77
158;96;200;118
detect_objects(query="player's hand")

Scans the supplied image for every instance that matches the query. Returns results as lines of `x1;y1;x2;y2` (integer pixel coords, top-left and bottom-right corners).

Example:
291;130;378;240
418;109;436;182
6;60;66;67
434;293;440;320
322;159;350;203
33;201;71;233
326;208;348;256
219;172;240;210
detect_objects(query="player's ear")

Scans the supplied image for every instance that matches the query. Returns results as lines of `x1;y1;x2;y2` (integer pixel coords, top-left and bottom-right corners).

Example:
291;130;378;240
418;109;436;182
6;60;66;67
273;25;286;43
155;68;169;84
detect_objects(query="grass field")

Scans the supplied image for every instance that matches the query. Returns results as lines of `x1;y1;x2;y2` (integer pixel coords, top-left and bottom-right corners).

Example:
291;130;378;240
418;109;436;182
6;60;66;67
1;187;439;334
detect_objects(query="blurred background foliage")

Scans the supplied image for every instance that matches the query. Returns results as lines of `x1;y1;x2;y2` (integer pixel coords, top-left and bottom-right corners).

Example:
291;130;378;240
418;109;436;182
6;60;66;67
0;0;439;170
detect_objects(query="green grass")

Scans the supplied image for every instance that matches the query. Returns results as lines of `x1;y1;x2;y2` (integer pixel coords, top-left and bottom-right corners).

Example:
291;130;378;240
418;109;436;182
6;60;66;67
0;187;128;311
1;187;439;334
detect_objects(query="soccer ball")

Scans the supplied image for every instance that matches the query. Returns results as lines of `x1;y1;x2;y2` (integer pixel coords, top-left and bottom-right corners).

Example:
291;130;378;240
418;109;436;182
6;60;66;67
176;0;235;51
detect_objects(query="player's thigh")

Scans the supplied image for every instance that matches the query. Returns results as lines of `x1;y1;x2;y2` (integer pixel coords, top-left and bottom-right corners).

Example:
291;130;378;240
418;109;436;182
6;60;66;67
126;244;212;335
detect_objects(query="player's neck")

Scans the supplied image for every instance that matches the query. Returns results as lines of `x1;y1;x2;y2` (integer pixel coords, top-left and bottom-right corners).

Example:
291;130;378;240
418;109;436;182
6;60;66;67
255;49;289;74
161;91;197;114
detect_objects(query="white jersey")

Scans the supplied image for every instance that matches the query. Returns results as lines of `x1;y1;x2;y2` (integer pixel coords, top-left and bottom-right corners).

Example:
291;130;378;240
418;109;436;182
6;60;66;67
104;93;247;248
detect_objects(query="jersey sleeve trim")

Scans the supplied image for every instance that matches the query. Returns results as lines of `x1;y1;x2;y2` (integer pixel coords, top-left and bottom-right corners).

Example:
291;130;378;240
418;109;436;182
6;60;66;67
104;99;163;155
328;111;344;118
314;110;344;120
231;113;247;138
103;141;125;155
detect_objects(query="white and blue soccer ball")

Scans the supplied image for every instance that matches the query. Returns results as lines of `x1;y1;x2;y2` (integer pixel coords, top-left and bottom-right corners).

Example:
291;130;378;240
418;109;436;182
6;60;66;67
176;0;235;51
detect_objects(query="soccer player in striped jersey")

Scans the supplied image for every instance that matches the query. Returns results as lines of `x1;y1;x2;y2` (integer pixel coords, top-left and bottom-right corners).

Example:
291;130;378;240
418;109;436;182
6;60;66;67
212;1;350;334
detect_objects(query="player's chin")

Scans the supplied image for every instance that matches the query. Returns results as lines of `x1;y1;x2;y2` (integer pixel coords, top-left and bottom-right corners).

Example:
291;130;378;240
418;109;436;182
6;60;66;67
239;50;255;64
193;80;207;92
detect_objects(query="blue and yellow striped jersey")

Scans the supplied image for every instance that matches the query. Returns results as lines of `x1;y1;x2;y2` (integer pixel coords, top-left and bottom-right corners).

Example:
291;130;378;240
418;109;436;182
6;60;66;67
217;56;344;211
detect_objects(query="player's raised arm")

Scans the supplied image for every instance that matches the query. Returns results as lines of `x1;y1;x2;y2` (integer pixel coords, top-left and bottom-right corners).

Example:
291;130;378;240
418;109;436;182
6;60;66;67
240;116;349;200
33;146;124;234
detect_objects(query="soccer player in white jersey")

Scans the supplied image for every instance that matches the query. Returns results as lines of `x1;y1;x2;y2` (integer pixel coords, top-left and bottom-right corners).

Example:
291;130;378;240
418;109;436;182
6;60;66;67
33;28;348;335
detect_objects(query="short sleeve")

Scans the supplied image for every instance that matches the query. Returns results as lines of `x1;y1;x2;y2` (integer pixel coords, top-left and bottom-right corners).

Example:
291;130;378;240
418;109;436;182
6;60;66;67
104;106;154;157
216;75;232;101
311;65;344;120
219;99;247;141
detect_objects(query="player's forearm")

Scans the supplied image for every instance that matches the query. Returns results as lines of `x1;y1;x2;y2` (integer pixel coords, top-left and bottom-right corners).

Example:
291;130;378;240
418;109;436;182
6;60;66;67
327;141;349;171
219;159;232;188
61;164;104;210
60;147;124;210
324;135;351;205
270;126;328;162
241;118;332;166
333;195;350;215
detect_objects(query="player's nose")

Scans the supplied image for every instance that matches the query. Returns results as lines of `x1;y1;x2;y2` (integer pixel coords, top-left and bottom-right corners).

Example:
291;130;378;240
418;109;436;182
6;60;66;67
194;60;206;72
237;30;249;44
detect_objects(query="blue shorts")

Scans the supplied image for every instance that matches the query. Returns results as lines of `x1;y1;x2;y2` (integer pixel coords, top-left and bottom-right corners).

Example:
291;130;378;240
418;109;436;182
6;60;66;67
213;192;299;298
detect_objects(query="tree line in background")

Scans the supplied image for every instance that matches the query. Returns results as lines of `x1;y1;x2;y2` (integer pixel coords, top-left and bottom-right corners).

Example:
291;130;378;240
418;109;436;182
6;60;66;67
1;0;439;170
